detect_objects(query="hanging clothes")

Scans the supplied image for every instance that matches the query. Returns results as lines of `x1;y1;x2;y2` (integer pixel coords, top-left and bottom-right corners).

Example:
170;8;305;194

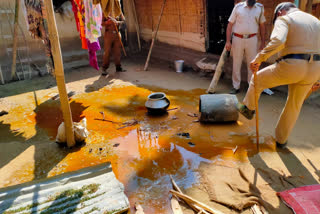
73;0;88;49
84;0;102;43
71;0;80;31
93;0;122;18
84;0;102;70
87;40;100;70
24;0;54;74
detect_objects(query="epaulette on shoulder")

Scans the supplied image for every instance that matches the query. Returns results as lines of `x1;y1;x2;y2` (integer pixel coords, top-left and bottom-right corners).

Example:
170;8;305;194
235;2;245;8
256;2;264;7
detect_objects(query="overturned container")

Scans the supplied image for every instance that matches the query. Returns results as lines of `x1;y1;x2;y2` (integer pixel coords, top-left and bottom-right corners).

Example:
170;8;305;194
199;94;239;123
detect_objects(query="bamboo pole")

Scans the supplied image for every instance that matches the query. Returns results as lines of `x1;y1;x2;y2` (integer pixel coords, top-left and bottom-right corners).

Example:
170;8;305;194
130;0;141;51
170;190;225;214
207;47;228;93
111;19;127;56
44;0;75;147
11;0;20;80
253;69;260;151
144;0;167;71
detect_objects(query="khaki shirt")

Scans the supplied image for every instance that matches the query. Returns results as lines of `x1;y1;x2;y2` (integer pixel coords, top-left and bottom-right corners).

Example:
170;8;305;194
228;2;266;35
255;9;320;63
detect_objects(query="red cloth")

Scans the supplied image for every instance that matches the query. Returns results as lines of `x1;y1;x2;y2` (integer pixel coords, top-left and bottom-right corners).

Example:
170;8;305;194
71;0;80;31
277;185;320;214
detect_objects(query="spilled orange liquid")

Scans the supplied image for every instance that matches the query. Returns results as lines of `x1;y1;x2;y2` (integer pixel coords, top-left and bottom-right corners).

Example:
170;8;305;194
2;85;276;213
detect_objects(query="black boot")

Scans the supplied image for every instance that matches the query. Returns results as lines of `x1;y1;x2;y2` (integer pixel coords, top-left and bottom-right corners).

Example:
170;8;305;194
101;66;109;76
276;141;288;149
116;65;126;72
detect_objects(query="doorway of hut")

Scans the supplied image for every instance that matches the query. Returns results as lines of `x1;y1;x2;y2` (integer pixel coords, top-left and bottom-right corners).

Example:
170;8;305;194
207;0;235;54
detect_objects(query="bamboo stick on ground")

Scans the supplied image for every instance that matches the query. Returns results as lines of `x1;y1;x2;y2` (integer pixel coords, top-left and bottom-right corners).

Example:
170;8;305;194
171;197;184;214
170;176;210;214
135;203;144;214
170;190;225;214
44;0;75;147
11;0;20;80
251;204;263;214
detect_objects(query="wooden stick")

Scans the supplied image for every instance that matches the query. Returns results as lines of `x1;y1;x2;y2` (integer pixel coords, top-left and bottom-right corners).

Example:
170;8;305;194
170;176;209;214
170;175;183;193
0;65;5;85
144;0;167;71
11;0;20;80
171;197;184;214
135;203;145;214
251;204;263;214
112;20;127;57
253;69;260;151
170;190;225;214
207;47;229;94
44;0;75;147
130;0;141;51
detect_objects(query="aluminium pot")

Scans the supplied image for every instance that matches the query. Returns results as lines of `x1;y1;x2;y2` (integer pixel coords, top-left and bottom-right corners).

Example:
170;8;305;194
145;92;170;114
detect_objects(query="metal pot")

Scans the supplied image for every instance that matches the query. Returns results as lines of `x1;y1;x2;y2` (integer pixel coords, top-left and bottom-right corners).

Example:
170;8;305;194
145;92;170;114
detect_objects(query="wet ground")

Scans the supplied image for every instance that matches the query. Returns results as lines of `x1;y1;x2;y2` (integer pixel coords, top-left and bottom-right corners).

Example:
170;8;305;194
0;59;319;213
0;82;275;213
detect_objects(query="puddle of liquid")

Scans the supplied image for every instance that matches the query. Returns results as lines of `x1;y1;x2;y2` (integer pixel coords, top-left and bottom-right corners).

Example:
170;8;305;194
1;85;276;213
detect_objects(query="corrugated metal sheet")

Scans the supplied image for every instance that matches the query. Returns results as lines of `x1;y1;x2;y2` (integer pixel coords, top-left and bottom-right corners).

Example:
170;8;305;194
0;162;129;214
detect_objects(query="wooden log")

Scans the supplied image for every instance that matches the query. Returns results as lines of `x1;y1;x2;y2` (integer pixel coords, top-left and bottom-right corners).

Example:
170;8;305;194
144;0;167;71
171;197;184;214
207;47;228;94
44;0;75;147
11;0;20;81
170;190;225;214
130;0;141;51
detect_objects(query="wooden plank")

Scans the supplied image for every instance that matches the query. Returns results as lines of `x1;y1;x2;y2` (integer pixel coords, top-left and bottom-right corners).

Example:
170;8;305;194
44;0;75;147
170;190;225;214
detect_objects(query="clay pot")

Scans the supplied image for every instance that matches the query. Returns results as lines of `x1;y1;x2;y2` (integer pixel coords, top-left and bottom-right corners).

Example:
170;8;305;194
145;92;170;114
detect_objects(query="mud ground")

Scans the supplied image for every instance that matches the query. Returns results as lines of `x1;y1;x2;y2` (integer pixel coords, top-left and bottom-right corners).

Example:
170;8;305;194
0;56;319;213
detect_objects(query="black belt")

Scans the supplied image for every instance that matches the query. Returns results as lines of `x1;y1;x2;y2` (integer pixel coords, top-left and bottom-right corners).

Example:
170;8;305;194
279;54;320;61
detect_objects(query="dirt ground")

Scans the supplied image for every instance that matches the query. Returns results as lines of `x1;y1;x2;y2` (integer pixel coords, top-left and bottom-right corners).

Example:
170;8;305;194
0;56;319;214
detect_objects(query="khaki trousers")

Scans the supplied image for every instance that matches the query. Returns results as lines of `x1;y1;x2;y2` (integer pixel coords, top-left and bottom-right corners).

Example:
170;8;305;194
232;36;258;89
243;58;320;143
102;31;122;69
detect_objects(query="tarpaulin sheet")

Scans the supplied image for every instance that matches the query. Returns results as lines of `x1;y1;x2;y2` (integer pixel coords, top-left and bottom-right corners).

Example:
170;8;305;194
277;185;320;214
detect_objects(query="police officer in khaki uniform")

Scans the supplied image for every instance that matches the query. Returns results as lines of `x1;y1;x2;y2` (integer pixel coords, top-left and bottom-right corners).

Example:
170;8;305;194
101;14;126;75
238;2;320;148
226;0;266;94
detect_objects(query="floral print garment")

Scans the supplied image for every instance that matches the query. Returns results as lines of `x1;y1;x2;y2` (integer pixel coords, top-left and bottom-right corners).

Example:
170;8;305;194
84;0;102;43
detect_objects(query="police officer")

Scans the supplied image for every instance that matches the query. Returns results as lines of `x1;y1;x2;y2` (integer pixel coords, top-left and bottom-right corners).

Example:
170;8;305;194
238;2;320;148
226;0;266;94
